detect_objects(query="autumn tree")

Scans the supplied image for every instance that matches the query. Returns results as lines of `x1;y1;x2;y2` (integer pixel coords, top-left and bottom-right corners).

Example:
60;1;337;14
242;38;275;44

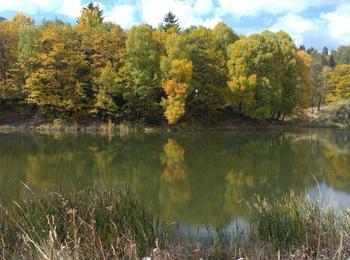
25;22;90;115
124;24;162;122
160;32;193;124
0;14;35;104
212;22;239;58
310;50;327;111
327;64;350;102
296;50;312;108
334;46;350;65
227;30;298;120
77;2;103;29
94;64;121;118
182;26;228;121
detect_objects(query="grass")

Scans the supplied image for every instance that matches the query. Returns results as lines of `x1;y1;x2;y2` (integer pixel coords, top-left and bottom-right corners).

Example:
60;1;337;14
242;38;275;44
1;186;350;259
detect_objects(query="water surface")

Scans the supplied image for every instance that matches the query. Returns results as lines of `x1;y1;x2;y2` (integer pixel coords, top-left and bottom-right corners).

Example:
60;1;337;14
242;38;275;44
1;129;350;234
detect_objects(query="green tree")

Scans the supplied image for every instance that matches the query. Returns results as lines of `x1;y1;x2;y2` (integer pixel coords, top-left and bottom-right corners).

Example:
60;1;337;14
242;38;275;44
182;26;227;121
0;14;35;104
227;30;298;120
95;64;122;118
124;24;162;122
328;53;336;68
162;12;180;32
334;46;350;65
212;22;239;58
310;50;327;111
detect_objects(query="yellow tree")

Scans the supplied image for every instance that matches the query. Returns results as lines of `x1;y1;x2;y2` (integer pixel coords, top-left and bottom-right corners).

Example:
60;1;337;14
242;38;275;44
25;23;89;114
161;33;192;124
327;64;350;102
0;13;34;102
296;50;312;108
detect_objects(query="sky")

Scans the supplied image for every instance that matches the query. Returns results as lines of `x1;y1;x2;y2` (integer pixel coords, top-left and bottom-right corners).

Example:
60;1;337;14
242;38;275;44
0;0;350;50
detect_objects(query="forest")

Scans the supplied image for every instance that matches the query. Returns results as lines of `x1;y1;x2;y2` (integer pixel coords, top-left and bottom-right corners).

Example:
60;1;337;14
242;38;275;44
1;3;350;125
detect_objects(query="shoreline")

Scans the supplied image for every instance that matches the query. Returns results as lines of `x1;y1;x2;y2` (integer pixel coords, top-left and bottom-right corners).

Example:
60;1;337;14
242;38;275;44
0;119;347;134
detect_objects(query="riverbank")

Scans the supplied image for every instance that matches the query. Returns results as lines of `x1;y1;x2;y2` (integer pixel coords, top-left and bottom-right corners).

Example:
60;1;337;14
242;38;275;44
0;113;347;134
1;187;349;259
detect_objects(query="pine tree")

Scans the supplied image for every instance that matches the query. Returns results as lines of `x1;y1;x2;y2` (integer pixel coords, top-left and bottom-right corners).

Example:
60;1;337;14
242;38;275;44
77;2;103;28
322;46;329;56
328;54;336;68
163;12;179;31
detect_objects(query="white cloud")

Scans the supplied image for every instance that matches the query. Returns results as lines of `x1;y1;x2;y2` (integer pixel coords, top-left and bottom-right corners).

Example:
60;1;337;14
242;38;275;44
322;3;350;46
217;0;350;18
0;0;61;15
202;17;221;29
105;4;137;28
59;0;82;18
194;0;214;16
271;14;321;46
139;0;218;28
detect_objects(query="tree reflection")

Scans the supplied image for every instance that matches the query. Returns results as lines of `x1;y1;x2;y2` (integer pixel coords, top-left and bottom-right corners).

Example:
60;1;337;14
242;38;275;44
159;138;191;220
0;130;350;227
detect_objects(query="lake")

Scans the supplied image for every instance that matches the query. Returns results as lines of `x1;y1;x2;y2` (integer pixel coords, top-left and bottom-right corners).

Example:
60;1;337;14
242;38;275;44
1;129;350;239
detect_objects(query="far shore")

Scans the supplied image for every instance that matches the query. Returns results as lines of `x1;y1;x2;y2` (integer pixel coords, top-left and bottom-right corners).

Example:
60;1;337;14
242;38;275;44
0;116;347;134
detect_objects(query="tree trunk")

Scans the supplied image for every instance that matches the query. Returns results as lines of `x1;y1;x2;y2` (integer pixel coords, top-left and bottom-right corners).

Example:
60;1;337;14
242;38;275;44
317;97;322;111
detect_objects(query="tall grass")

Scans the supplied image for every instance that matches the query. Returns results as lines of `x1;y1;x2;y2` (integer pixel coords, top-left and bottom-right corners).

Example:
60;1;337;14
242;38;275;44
1;186;350;259
0;186;157;259
248;192;350;258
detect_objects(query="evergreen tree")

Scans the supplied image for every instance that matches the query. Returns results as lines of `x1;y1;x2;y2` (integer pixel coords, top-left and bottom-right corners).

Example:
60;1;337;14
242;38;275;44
163;12;179;31
322;47;329;56
77;2;103;28
328;53;336;68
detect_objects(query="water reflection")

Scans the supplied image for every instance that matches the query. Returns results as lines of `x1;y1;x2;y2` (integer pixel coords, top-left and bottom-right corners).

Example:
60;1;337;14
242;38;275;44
0;129;350;227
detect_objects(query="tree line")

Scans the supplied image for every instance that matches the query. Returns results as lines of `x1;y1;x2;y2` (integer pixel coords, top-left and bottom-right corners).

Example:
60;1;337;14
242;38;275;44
1;3;350;124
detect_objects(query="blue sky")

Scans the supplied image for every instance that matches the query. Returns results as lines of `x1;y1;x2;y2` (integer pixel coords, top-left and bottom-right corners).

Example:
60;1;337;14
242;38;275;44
1;0;350;50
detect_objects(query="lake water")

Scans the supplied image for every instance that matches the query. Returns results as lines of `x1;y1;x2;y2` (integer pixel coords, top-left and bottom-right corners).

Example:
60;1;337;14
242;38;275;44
1;129;350;238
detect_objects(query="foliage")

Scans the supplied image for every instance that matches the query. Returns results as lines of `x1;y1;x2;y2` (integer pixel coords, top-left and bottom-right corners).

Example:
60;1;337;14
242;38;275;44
227;31;298;120
1;8;348;124
334;46;350;65
0;187;157;258
310;50;328;110
25;23;90;113
162;12;180;32
327;64;350;102
296;50;312;108
124;24;163;122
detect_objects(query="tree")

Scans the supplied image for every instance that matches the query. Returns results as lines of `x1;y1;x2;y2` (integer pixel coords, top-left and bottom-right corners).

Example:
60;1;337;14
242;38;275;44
328;53;336;68
310;50;327;111
227;30;298;120
0;14;35;103
322;47;329;56
77;2;103;28
334;46;350;65
296;50;312;108
124;24;162;122
25;23;89;114
94;64;121;117
327;64;350;102
182;26;227;120
212;22;239;58
162;12;179;31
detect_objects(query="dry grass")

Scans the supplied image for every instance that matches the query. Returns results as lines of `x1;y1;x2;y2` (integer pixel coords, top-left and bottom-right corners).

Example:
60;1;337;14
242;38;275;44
1;186;350;259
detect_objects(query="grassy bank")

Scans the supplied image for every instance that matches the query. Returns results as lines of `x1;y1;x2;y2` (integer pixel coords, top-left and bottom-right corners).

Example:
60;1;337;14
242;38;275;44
1;186;349;259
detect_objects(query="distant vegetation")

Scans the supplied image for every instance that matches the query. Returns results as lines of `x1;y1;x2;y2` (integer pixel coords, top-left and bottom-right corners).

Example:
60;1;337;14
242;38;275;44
1;187;350;259
0;3;350;125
